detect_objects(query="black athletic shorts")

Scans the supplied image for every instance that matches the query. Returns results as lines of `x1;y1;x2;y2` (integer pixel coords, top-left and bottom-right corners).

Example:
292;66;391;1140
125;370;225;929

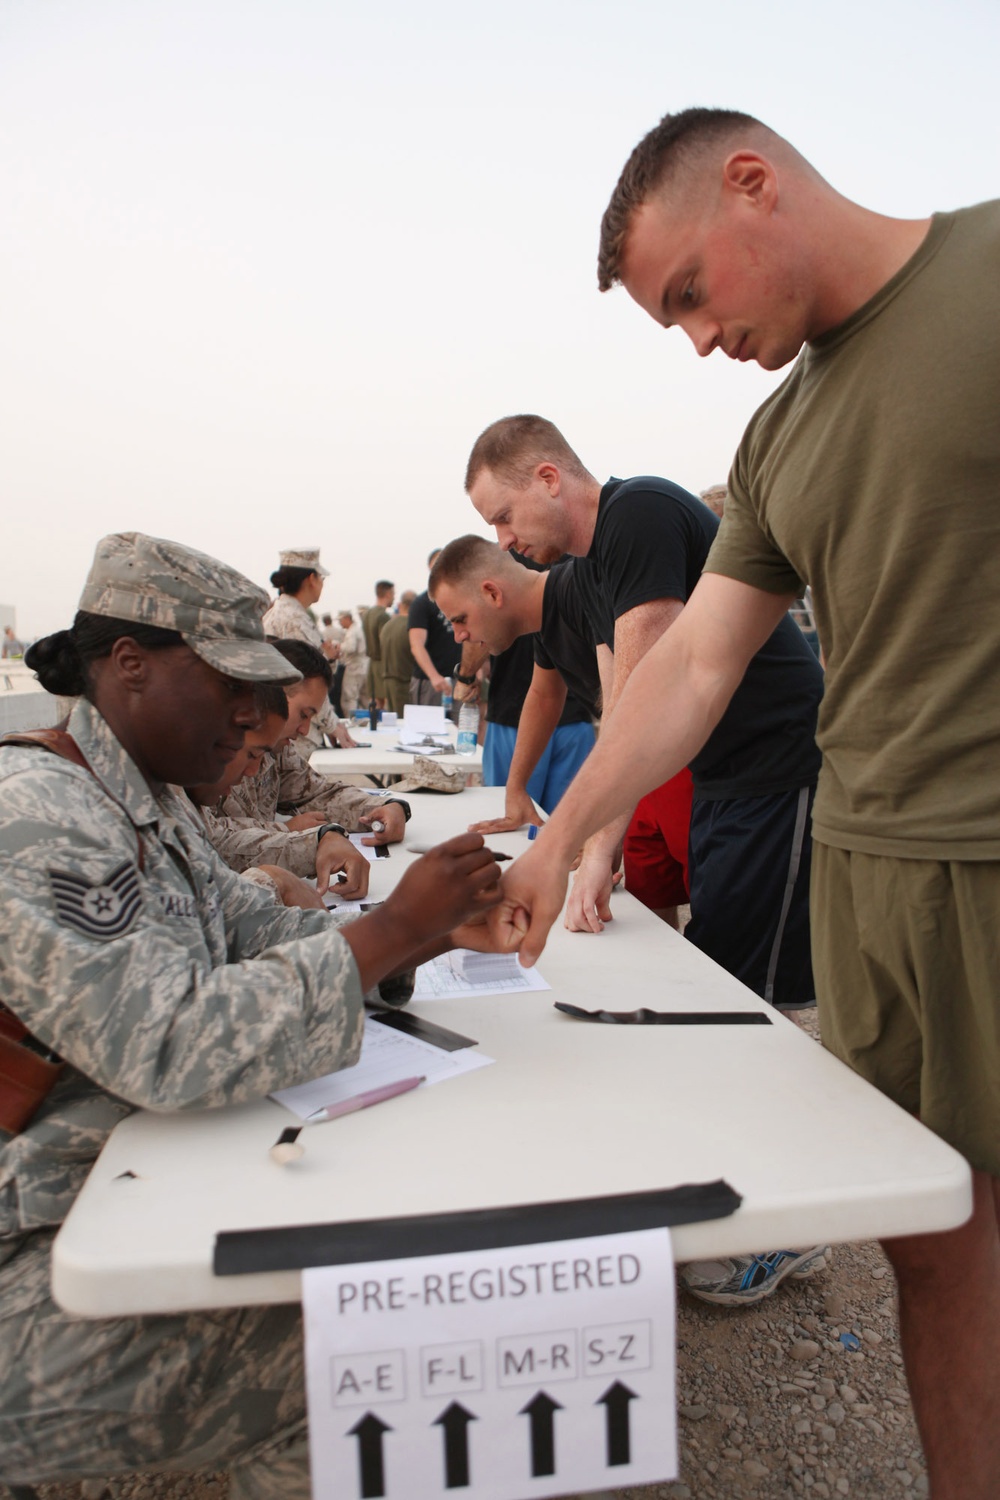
685;784;816;1011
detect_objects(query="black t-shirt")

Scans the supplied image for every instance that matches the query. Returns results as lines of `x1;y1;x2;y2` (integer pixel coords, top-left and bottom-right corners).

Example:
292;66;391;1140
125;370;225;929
589;476;823;799
488;634;593;728
533;560;604;716
408;590;462;680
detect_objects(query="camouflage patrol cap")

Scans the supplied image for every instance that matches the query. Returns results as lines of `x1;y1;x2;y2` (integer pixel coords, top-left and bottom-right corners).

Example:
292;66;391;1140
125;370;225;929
279;547;328;577
78;533;302;684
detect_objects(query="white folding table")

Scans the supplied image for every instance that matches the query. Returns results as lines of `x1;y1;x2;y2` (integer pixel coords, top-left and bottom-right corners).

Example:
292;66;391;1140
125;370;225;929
311;728;482;787
52;788;971;1317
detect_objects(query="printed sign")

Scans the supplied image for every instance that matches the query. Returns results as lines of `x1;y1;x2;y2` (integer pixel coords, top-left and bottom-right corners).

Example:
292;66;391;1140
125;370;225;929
303;1228;677;1499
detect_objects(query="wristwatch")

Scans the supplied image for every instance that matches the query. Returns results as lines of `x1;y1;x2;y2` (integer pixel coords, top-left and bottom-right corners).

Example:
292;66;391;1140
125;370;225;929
454;672;477;687
380;798;412;823
316;822;348;842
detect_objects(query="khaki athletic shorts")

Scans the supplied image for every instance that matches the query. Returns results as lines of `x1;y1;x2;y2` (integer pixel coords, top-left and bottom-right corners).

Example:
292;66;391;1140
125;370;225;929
811;844;1000;1177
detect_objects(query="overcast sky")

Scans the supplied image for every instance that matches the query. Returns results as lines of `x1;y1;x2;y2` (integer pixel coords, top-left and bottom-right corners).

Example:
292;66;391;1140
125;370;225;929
2;0;997;639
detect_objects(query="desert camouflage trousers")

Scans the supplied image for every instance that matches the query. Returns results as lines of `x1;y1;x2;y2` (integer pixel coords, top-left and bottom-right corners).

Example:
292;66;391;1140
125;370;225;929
0;1231;310;1498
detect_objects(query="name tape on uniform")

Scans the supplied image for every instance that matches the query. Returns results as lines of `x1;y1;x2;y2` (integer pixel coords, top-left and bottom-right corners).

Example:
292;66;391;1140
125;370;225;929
303;1227;677;1500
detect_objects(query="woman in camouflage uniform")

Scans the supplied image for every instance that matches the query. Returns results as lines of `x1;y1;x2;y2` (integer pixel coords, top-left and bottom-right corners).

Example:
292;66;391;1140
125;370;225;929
0;532;502;1498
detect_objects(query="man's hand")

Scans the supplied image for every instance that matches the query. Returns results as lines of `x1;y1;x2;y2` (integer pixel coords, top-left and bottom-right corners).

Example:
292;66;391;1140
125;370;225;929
255;864;326;910
357;802;406;846
332;720;358;749
564;852;615;933
453;678;480;705
469;787;541;835
286;811;327;831
316;832;369;899
430;673;449;696
451;899;530;954
497;843;569;968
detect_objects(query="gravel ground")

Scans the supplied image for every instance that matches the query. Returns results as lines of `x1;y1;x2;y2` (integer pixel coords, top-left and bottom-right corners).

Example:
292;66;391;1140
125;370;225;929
27;1020;924;1500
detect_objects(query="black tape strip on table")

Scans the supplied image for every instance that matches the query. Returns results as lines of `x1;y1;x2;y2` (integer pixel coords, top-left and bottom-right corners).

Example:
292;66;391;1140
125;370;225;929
213;1180;742;1277
555;1002;772;1025
369;1009;477;1051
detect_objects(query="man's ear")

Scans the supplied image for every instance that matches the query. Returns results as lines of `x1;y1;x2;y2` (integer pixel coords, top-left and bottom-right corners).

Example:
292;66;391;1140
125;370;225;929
536;462;561;496
482;580;504;608
721;150;778;212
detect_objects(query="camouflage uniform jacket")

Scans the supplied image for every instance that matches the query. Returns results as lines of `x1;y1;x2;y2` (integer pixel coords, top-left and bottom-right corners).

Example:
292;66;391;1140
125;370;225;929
0;698;365;1253
262;592;340;748
210;742;383;875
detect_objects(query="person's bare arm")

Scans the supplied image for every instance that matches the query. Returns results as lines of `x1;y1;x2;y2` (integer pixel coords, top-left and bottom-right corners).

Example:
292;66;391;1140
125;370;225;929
455;642;489;704
470;665;569;834
409;628;447;693
500;575;796;965
565;597;683;932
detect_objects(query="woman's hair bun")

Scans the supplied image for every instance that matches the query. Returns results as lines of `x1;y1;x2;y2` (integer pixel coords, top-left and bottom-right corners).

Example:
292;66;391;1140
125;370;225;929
25;630;87;697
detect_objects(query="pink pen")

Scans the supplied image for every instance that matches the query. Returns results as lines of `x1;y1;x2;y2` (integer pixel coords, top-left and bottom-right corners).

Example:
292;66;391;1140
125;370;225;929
304;1074;425;1124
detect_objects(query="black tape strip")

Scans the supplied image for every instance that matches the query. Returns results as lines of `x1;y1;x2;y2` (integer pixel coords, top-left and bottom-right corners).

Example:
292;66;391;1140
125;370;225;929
213;1179;742;1277
369;1010;477;1051
555;1002;772;1025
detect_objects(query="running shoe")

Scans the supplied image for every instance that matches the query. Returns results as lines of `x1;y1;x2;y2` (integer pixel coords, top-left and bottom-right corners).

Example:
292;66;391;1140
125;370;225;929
679;1246;830;1306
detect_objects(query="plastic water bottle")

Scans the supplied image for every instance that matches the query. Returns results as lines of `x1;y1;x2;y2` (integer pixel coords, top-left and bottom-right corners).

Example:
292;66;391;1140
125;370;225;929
456;702;478;755
440;677;453;716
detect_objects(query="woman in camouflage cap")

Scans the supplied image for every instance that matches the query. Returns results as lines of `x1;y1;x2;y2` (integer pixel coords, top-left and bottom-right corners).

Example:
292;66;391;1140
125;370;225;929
0;532;504;1498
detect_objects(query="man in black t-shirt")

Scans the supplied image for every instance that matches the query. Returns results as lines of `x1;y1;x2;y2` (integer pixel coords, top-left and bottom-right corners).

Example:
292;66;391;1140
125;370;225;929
464;414;828;1312
429;539;600;824
408;549;462;707
465;414;823;1014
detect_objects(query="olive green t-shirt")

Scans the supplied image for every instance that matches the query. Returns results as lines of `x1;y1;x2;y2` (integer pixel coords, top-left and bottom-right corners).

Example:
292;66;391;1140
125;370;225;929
380;612;415;681
706;202;1000;859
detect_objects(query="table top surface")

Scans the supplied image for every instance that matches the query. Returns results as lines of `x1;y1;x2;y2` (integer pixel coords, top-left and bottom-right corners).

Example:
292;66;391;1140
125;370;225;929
311;726;483;778
52;787;971;1318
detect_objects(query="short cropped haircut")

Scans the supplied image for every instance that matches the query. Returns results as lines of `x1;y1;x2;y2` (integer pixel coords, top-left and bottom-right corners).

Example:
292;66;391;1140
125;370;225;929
597;107;763;292
268;636;333;689
464;415;591;492
253;681;289;720
374;580;394;597
429;535;520;599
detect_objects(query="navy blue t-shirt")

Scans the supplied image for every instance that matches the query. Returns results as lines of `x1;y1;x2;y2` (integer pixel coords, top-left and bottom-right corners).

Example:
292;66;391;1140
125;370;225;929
589;476;822;799
532;560;604;716
487;635;593;728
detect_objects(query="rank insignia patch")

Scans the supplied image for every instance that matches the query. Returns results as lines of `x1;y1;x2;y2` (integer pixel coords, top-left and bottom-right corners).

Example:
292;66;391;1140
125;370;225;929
49;860;143;939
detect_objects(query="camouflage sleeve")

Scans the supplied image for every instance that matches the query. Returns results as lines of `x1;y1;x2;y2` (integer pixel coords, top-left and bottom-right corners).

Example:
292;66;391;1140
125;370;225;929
0;772;364;1116
239;866;281;898
275;749;380;829
199;803;321;877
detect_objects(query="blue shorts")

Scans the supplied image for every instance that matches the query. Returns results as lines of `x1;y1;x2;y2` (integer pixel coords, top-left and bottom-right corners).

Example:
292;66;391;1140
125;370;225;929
685;785;816;1010
483;721;595;816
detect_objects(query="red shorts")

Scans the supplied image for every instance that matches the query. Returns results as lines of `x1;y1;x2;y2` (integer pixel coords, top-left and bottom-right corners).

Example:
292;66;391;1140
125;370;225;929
623;769;693;910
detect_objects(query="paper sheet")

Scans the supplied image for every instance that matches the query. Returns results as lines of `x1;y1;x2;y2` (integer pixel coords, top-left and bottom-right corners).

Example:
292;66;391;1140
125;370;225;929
303;1227;677;1499
402;704;448;733
348;832;383;864
413;950;550;1002
270;1014;494;1120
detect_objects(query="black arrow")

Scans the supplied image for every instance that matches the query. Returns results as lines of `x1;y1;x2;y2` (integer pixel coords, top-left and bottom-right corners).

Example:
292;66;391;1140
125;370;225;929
597;1380;638;1466
519;1390;563;1476
434;1400;477;1487
347;1411;393;1498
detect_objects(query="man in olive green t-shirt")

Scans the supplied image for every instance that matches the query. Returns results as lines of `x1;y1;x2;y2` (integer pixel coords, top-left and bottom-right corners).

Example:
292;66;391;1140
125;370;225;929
380;590;417;717
363;579;394;708
499;110;1000;1499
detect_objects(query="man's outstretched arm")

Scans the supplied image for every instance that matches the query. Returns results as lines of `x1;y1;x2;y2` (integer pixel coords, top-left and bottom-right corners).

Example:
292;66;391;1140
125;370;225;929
500;574;796;964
